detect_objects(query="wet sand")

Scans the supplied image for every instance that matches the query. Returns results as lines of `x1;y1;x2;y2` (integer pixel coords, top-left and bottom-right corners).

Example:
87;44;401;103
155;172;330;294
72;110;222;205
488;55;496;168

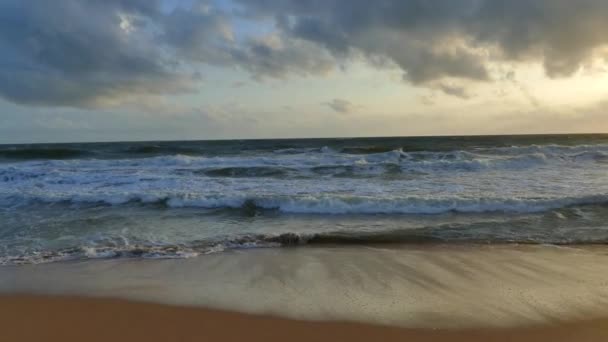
3;244;608;342
3;245;608;328
3;294;608;342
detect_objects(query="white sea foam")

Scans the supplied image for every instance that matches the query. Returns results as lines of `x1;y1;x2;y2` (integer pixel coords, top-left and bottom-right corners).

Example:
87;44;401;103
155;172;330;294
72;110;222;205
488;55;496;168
2;191;608;215
1;143;608;215
3;140;608;265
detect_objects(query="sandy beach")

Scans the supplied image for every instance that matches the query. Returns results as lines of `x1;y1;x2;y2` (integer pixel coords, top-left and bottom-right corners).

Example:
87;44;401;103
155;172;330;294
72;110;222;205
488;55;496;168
2;244;608;338
3;294;608;342
3;0;608;339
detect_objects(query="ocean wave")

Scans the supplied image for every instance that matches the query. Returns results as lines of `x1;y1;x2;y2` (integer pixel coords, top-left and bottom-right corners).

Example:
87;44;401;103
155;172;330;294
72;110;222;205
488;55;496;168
4;227;608;265
3;142;608;175
398;151;550;172
0;148;573;181
571;151;608;163
6;193;608;215
3;139;608;162
164;194;608;214
1;142;608;217
0;169;45;182
477;143;608;156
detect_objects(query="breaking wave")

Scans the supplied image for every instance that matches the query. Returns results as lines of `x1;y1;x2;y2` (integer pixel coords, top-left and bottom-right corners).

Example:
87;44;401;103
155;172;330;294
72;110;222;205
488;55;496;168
5;193;608;215
5;226;608;265
3;145;607;180
4;136;608;266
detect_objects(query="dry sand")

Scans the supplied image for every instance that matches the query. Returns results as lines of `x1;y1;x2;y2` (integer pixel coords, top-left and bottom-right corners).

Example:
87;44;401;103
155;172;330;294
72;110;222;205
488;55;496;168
2;294;608;342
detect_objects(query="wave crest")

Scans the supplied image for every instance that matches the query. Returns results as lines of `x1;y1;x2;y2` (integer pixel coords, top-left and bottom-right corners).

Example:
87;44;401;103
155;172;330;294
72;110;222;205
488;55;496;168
5;193;608;215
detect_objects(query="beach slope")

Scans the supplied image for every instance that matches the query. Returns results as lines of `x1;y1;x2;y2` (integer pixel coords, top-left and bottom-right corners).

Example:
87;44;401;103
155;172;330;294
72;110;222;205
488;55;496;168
2;295;608;342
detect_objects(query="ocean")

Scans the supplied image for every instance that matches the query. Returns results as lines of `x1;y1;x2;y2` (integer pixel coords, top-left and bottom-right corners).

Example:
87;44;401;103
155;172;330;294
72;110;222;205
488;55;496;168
2;134;608;265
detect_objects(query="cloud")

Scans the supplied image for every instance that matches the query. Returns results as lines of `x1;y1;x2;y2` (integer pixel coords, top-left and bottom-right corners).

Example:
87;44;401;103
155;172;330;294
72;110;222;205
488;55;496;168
0;0;193;107
470;1;608;77
228;34;336;80
3;0;608;108
0;0;339;108
159;5;234;64
325;98;355;113
435;83;471;99
235;0;608;85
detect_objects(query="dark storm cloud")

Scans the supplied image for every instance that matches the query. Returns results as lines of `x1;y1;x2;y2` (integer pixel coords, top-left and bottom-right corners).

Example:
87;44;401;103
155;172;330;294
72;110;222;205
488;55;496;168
228;36;335;79
159;6;234;64
468;1;608;77
2;0;608;107
0;0;335;107
0;0;188;107
236;0;608;91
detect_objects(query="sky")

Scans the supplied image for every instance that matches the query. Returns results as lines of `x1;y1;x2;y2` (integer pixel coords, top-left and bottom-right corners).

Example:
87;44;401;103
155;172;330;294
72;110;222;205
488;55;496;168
1;0;608;143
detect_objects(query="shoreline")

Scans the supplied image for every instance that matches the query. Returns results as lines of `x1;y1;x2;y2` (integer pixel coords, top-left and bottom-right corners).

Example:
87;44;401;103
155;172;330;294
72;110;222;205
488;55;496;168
3;294;608;342
3;244;608;328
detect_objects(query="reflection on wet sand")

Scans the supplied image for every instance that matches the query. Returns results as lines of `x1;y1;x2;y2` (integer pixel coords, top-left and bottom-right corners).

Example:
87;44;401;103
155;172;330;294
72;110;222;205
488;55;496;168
2;244;608;328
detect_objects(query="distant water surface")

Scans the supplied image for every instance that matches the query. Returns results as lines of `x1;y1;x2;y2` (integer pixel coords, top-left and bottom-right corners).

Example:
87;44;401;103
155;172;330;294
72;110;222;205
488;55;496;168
2;134;608;264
